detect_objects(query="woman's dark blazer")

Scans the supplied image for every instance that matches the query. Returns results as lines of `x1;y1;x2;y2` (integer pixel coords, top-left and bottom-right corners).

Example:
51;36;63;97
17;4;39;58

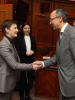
15;35;37;64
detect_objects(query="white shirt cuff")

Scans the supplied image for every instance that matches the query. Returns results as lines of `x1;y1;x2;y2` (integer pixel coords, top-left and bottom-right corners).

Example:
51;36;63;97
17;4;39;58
41;61;45;68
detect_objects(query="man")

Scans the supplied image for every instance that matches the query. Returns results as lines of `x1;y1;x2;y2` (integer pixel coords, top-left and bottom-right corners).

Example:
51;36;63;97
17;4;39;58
73;20;75;27
34;9;75;100
0;19;38;100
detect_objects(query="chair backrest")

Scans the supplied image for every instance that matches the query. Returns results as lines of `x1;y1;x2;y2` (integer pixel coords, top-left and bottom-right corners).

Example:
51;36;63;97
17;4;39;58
40;47;47;56
45;46;50;53
40;46;50;56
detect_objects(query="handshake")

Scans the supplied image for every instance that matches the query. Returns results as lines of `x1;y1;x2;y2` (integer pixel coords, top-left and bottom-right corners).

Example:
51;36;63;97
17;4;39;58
32;61;43;71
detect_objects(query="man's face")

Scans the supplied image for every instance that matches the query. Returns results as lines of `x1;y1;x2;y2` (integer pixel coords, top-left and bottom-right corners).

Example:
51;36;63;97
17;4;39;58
50;11;60;30
5;24;18;39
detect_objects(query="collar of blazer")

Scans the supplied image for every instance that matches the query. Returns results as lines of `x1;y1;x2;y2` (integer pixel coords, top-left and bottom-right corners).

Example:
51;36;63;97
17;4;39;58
3;36;12;45
56;24;71;59
3;36;15;50
59;24;70;45
3;36;20;62
62;24;70;36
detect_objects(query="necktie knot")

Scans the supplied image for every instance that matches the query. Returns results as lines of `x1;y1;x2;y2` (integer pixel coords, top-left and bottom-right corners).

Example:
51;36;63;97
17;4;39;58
59;32;63;45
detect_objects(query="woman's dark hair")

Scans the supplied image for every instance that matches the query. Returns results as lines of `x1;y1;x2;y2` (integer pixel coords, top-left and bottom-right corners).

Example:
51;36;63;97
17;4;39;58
1;19;17;35
21;22;31;36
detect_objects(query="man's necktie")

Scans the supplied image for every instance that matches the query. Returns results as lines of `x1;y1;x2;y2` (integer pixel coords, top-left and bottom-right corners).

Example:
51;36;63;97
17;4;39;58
59;32;63;45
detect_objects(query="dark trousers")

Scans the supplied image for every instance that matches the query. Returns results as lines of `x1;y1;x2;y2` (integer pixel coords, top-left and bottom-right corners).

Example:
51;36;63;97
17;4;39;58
62;95;75;100
19;71;33;98
0;91;13;100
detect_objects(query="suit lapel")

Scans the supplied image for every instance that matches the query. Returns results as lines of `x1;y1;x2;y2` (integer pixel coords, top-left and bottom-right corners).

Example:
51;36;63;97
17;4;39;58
3;36;20;62
60;31;67;49
22;36;26;50
59;24;69;49
3;36;14;51
30;36;32;50
56;24;70;60
56;38;60;61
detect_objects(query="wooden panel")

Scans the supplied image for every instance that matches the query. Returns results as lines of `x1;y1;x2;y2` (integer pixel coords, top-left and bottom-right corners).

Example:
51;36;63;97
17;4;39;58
27;15;31;25
35;1;53;13
32;0;55;61
34;48;42;60
35;69;59;100
7;0;18;5
0;0;8;4
32;0;54;48
28;0;31;12
27;1;32;25
22;0;29;2
35;15;53;47
35;2;42;13
0;4;13;41
55;2;75;18
53;30;59;46
68;18;74;26
35;51;59;100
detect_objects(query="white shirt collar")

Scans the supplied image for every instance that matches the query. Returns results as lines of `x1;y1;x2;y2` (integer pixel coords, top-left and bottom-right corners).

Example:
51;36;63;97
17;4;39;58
24;35;31;51
60;23;68;32
25;35;30;38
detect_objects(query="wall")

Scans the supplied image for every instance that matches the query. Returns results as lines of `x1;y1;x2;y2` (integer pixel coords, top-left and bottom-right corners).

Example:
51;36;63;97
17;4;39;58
0;0;8;4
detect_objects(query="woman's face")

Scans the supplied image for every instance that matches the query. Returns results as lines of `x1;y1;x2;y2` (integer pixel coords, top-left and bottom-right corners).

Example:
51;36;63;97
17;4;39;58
5;24;18;39
23;25;30;36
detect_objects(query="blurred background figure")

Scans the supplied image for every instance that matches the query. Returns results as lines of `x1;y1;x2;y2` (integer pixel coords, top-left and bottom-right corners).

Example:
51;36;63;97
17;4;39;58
15;22;37;100
73;20;75;27
18;24;22;33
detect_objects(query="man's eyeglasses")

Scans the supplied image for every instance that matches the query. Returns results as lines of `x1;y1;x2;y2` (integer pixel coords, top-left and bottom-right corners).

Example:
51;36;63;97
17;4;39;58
50;17;58;22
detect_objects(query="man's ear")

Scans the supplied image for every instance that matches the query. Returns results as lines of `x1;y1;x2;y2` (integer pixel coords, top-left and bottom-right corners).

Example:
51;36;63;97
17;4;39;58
5;28;9;33
59;16;63;22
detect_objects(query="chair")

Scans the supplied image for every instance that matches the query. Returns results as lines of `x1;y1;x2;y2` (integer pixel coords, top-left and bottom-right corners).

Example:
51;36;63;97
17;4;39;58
40;47;47;56
40;46;50;56
45;46;50;54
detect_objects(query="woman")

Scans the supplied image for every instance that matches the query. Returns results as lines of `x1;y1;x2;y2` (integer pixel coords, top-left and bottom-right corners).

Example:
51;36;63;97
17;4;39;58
15;23;37;100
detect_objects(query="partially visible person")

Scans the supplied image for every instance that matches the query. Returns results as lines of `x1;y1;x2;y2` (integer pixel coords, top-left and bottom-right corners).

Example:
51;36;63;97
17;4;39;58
18;24;22;34
73;20;75;27
34;8;75;100
15;22;37;100
0;19;38;100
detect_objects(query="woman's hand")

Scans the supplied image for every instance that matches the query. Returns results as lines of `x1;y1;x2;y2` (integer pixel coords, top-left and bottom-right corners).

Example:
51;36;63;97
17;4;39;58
26;50;34;56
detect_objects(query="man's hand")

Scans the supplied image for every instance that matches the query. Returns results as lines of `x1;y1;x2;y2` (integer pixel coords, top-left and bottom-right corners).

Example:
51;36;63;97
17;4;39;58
33;61;43;69
32;63;39;71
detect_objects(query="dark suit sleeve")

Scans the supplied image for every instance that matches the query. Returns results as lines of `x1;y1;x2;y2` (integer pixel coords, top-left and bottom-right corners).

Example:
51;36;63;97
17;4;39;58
31;36;37;54
17;50;27;56
15;37;27;56
43;54;57;69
